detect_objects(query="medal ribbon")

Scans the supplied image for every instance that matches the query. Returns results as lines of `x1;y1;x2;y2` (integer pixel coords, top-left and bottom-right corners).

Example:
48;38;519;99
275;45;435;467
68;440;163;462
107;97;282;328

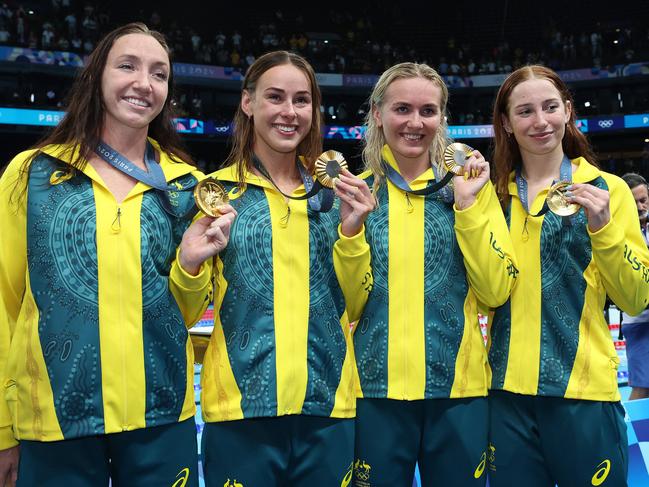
96;140;196;216
381;160;454;199
252;154;334;212
515;155;572;217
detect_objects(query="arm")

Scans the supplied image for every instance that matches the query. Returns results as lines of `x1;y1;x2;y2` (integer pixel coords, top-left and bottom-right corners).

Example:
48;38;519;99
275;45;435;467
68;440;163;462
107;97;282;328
169;249;213;329
454;155;518;308
455;181;518;307
333;170;374;323
333;225;373;323
170;206;237;328
582;177;649;315
0;154;30;465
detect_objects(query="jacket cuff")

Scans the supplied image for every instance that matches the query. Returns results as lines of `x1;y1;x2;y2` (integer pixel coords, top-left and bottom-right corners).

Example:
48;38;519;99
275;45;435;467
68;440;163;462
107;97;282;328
0;425;17;450
170;250;211;291
336;224;368;256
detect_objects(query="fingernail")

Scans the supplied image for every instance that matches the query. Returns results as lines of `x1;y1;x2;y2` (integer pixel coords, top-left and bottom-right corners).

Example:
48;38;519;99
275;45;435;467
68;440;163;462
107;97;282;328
565;184;573;190
565;191;573;198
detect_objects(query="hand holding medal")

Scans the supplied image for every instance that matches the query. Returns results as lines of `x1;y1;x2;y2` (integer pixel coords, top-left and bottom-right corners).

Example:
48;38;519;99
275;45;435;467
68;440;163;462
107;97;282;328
194;177;230;217
546;182;579;216
321;150;375;237
557;182;611;231
445;143;491;209
177;177;237;276
315;150;348;188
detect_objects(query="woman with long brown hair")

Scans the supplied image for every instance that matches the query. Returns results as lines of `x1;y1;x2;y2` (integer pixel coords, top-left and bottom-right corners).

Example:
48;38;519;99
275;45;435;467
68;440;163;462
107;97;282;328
0;22;234;486
198;51;375;487
488;65;649;486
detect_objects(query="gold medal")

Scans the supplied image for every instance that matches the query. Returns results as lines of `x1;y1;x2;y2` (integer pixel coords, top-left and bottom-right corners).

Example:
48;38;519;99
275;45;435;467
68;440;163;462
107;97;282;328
546;181;579;216
315;150;348;189
443;143;475;176
193;177;229;217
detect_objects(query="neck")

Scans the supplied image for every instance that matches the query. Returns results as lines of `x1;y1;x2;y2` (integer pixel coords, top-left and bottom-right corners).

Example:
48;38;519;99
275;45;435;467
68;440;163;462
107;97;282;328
394;154;430;183
254;144;300;184
100;121;150;168
520;147;565;183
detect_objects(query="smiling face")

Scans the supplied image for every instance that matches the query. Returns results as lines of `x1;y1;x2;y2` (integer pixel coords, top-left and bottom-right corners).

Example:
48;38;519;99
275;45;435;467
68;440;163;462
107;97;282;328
241;63;313;160
372;76;442;169
101;33;170;133
502;77;571;161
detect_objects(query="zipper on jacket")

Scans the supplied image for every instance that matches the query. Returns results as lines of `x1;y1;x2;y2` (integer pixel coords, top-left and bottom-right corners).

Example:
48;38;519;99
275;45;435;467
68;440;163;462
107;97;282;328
111;207;122;233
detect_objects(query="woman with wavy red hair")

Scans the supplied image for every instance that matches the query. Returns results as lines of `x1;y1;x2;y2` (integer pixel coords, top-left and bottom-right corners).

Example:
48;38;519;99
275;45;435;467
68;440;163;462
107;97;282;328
488;65;649;486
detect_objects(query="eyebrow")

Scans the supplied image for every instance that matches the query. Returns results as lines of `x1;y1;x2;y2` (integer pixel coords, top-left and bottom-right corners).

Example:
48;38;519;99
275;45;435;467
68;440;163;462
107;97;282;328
513;98;561;110
264;87;311;96
390;101;438;108
114;53;169;68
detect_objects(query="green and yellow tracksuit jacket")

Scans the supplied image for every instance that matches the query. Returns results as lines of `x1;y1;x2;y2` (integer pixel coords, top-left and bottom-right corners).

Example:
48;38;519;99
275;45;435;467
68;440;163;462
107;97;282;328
489;157;649;401
0;141;211;450
200;164;372;422
354;145;517;400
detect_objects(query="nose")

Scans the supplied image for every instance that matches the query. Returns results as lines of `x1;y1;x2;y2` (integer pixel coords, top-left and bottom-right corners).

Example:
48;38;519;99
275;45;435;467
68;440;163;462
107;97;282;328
532;110;548;128
407;112;423;128
133;71;153;93
280;100;297;118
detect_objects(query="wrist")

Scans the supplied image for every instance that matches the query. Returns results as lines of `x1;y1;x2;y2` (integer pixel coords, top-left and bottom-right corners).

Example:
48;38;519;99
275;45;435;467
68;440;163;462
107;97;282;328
341;221;362;238
454;196;476;210
179;250;201;276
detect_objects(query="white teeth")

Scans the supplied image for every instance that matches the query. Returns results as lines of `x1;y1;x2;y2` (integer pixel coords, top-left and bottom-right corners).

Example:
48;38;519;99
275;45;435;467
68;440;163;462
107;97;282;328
403;133;423;140
275;124;296;133
124;97;150;107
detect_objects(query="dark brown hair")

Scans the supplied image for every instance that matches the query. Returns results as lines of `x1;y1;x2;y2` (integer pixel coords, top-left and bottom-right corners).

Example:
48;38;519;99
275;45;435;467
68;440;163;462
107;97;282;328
492;65;597;206
224;50;323;188
19;22;192;181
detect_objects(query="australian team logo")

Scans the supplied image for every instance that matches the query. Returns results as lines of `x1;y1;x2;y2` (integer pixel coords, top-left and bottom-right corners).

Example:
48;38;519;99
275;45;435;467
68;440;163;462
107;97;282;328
353;459;372;486
223;480;244;487
487;443;496;472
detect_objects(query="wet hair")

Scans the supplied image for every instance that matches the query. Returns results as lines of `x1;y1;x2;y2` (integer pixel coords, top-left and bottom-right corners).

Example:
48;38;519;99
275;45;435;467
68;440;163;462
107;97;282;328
492;65;597;207
16;22;192;190
362;62;450;193
224;50;323;188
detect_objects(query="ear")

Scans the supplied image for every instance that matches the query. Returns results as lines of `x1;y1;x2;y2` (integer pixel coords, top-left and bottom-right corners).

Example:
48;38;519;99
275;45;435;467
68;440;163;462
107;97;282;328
241;89;253;117
372;103;382;128
501;114;512;134
564;99;572;124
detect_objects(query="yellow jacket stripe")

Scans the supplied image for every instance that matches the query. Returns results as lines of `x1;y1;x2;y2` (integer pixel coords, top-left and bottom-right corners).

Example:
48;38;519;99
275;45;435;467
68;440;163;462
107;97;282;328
354;145;516;400
0;142;211;448
200;164;371;422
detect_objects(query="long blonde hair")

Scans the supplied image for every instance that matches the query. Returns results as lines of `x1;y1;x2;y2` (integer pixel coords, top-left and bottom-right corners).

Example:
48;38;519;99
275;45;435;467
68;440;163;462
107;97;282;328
362;62;450;192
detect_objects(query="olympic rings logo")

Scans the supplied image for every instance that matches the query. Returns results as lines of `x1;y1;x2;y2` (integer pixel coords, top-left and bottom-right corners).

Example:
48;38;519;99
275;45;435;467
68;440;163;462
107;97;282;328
598;119;614;128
